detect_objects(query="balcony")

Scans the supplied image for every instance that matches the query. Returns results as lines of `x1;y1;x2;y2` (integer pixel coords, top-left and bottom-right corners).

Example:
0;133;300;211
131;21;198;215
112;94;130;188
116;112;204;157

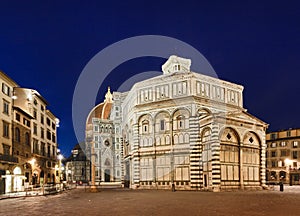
0;154;18;163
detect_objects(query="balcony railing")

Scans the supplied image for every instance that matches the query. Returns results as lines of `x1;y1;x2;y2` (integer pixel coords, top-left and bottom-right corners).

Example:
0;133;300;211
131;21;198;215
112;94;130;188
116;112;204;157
0;154;18;163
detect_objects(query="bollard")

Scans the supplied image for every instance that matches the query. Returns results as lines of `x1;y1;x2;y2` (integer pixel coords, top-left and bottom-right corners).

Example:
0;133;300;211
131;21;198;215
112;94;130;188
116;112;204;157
279;182;284;192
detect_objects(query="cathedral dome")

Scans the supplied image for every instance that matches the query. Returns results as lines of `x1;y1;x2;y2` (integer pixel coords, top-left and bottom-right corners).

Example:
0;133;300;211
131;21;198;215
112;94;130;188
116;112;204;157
86;87;113;124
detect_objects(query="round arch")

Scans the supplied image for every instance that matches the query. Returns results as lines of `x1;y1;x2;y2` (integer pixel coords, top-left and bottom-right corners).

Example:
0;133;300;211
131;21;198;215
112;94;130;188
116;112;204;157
154;111;171;133
200;127;212;143
154;110;171;120
172;108;190;131
171;107;191;118
197;108;212;118
242;131;261;147
219;126;241;144
13;166;22;175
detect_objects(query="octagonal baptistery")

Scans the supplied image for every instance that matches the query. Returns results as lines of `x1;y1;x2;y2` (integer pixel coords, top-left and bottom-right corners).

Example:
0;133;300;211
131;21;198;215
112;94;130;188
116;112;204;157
87;55;268;191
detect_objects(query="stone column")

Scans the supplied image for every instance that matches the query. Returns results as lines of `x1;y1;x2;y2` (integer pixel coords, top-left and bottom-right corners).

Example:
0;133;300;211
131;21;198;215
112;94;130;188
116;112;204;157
90;141;98;192
239;145;244;190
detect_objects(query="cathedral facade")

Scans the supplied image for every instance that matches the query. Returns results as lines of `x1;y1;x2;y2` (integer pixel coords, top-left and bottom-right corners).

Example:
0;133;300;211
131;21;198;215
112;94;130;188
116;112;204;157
86;56;267;191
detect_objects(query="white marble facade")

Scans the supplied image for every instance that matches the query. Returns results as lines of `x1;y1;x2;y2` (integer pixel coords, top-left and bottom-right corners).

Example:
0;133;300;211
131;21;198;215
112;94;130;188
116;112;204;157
86;56;267;191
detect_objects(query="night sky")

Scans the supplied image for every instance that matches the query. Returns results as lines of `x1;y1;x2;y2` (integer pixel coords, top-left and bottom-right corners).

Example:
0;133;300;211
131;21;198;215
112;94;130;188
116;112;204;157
1;1;300;157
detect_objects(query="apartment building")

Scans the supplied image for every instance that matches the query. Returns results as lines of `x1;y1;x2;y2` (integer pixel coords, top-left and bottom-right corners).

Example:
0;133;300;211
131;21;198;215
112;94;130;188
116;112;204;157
0;71;59;194
0;71;18;194
266;128;300;185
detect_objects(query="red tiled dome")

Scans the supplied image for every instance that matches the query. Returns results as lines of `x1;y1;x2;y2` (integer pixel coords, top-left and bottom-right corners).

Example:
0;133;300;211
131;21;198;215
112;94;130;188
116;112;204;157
86;87;113;124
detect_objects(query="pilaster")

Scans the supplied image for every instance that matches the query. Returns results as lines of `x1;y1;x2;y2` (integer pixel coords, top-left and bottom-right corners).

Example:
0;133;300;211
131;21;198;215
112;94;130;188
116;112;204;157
189;116;201;189
132;123;140;186
211;122;221;192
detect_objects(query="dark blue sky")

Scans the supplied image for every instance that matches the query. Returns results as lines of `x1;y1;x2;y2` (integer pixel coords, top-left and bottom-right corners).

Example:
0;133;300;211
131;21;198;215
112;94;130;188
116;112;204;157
1;0;300;156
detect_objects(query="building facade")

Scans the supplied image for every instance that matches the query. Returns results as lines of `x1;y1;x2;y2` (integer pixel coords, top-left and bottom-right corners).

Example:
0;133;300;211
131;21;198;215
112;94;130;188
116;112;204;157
0;71;59;194
13;87;60;185
266;128;300;185
86;88;122;183
0;71;19;194
12;106;33;190
86;56;268;191
65;143;90;184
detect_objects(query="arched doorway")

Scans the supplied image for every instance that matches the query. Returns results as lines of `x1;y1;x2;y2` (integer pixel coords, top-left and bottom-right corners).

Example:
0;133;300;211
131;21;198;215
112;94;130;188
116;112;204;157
32;173;38;185
124;161;130;188
105;169;110;182
13;167;23;192
279;171;286;181
40;171;44;184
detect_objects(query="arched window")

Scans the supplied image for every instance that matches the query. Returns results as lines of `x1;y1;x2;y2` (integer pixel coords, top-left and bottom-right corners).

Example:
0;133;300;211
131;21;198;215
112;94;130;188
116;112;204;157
179;133;184;143
15;127;20;142
165;135;170;145
173;109;189;130
177;116;184;129
142;120;149;134
155;112;170;132
202;128;211;142
174;134;179;144
144;138;148;146
25;132;30;145
184;133;189;143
